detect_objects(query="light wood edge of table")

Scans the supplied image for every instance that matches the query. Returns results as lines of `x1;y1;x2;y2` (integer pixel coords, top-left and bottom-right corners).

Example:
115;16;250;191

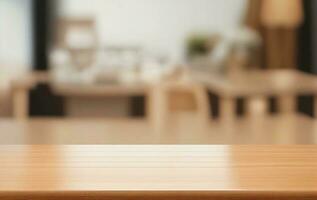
0;190;316;200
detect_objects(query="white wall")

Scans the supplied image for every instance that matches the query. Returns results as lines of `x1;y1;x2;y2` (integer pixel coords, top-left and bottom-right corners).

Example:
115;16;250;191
0;0;32;69
0;0;32;116
58;0;247;61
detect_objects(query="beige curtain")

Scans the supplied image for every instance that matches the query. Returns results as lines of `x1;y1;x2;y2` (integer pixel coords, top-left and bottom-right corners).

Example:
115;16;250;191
245;0;263;31
245;0;304;69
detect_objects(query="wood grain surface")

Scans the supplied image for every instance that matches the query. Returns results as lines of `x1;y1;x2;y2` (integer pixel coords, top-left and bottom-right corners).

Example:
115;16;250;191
0;145;316;200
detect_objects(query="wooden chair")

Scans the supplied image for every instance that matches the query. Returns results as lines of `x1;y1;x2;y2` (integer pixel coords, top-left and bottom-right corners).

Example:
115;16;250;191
154;69;211;127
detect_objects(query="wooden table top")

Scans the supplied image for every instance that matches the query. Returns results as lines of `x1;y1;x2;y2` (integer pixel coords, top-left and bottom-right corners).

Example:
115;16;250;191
0;114;316;144
0;145;316;199
191;69;317;97
11;71;151;96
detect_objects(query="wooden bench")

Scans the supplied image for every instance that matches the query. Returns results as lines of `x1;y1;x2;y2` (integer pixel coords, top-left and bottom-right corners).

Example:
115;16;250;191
191;69;317;120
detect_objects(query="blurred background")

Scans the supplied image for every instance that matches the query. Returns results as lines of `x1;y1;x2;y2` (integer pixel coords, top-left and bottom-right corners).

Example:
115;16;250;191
0;0;317;124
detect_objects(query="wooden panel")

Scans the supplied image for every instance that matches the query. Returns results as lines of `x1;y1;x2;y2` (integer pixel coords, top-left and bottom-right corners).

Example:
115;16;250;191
0;145;316;200
12;89;28;120
168;90;197;111
65;97;130;117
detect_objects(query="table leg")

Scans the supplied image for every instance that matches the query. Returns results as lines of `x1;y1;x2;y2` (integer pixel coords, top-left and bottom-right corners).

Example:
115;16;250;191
146;86;167;130
13;88;29;120
246;96;267;116
313;96;317;120
193;86;210;124
220;97;235;122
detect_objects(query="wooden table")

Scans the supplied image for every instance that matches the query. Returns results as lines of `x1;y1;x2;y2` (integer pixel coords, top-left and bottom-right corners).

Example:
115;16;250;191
11;72;159;122
191;69;317;119
11;70;317;123
0;145;316;200
52;81;156;119
0;114;316;144
10;72;209;127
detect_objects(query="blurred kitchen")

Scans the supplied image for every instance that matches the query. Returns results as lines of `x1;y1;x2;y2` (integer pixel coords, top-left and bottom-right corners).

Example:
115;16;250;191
1;0;317;144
